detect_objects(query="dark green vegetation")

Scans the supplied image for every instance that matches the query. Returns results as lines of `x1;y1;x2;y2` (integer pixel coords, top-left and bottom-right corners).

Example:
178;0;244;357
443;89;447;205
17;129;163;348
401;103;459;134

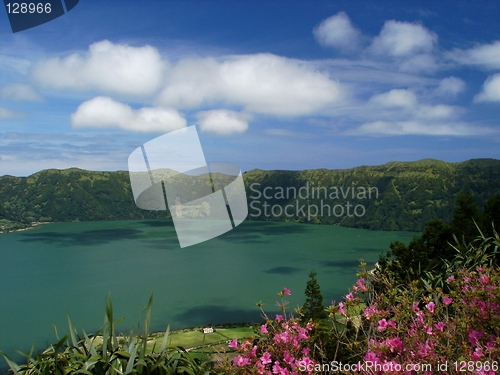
380;189;500;287
245;158;500;231
1;158;499;233
300;270;327;321
0;295;219;375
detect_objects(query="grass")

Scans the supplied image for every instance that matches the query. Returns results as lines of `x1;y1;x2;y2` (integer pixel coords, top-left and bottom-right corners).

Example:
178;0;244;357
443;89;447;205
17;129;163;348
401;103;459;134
147;326;257;353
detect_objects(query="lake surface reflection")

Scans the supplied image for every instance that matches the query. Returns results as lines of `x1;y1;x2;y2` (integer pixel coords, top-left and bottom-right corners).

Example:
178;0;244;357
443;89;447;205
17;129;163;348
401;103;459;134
0;220;416;363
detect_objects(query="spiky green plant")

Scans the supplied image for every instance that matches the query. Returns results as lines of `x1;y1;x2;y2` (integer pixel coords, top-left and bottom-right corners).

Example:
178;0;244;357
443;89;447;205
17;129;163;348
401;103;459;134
1;294;219;375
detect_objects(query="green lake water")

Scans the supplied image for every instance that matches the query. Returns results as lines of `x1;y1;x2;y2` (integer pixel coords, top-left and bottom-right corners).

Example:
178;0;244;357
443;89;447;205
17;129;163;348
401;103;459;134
0;219;416;364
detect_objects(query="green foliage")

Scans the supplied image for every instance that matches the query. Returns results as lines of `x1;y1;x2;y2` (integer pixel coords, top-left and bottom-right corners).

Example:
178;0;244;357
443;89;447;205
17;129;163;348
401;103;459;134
244;158;500;231
1;158;500;232
301;270;327;322
379;189;500;289
451;189;481;243
0;294;219;375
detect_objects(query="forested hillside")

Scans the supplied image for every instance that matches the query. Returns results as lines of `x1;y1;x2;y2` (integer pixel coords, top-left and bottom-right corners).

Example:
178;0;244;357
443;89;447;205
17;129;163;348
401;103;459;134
1;158;499;232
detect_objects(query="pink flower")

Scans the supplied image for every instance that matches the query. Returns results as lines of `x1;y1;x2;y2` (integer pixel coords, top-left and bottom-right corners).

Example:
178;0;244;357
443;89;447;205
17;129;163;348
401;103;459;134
345;293;354;301
363;305;378;320
425;301;435;313
283;287;291;295
356;278;368;291
446;275;455;283
443;296;453;306
434;322;445;332
480;275;489;284
228;338;238;349
377;318;396;331
412;302;420;311
283;351;294;365
260;351;272;365
276;314;283;322
469;330;485;346
302;347;310;355
338;302;346;316
233;355;250;367
261;323;268;334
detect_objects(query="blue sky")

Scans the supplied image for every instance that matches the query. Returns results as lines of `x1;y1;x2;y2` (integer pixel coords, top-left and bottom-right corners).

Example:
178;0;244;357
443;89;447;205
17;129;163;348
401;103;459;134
1;0;500;176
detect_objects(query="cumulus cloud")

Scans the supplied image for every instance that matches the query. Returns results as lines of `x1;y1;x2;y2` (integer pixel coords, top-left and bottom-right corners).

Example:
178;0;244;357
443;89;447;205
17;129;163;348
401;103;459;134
313;12;362;51
71;96;186;132
197;109;249;135
352;121;489;136
0;106;19;119
361;89;462;133
451;41;500;70
434;76;466;96
398;53;438;73
32;40;166;96
474;73;500;102
370;20;437;57
157;53;342;116
0;83;42;101
369;89;417;108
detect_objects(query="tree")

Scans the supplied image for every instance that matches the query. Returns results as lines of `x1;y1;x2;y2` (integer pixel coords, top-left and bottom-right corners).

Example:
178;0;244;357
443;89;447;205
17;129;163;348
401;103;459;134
451;189;480;244
483;193;500;236
301;270;327;321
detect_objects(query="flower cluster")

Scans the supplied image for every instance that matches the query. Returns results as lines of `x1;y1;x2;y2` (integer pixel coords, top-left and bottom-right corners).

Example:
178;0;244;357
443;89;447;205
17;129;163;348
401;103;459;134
224;288;315;375
331;266;500;375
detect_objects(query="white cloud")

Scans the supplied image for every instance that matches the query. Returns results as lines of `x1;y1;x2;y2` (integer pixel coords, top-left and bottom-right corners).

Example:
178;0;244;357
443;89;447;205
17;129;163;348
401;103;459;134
370;20;437;57
352;121;490;136
474;74;500;103
0;83;42;101
32;40;166;96
359;89;462;131
369;89;417;108
157;53;342;116
313;12;362;52
434;76;466;96
197;109;249;135
398;53;438;73
451;41;500;70
0;106;19;119
415;104;458;119
71;96;186;132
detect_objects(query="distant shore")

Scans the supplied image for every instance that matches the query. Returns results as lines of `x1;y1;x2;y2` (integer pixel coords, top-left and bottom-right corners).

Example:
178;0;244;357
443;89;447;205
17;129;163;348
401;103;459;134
0;221;50;235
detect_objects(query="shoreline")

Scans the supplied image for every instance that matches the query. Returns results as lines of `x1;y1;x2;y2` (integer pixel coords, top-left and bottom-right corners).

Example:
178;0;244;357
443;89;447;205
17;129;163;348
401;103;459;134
0;221;50;235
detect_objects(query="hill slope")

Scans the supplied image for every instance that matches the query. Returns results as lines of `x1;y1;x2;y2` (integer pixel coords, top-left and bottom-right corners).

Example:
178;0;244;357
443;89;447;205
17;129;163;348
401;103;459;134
1;159;499;232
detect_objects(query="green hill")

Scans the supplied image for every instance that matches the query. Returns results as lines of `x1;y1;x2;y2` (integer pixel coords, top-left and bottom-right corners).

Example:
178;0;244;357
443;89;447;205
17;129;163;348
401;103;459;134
1;158;499;232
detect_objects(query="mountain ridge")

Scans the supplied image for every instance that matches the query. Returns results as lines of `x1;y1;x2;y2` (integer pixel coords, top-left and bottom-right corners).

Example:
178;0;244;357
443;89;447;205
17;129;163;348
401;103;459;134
1;158;499;232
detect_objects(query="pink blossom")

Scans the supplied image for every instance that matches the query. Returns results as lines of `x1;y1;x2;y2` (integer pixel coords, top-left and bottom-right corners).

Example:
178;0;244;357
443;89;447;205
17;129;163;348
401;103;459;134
276;314;283;322
233;355;250;367
345;293;354;301
356;278;368;291
338;302;346;316
363;305;378;320
283;351;294;365
434;322;445;332
480;275;489;284
443;296;453;306
425;301;435;313
283;287;291;295
446;275;455;283
377;319;396;331
260;351;272;365
228;338;238;350
261;323;268;334
469;330;485;346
